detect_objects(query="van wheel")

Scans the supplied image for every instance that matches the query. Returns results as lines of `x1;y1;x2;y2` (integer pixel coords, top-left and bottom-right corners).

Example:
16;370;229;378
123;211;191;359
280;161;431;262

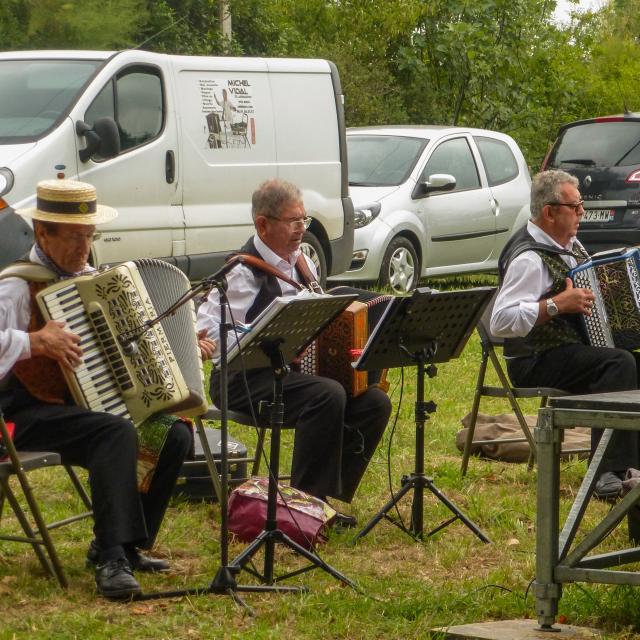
379;237;419;294
301;231;327;288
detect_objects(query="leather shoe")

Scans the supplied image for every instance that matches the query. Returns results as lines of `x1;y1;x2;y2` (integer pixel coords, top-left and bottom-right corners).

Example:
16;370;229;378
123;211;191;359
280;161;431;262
87;540;170;573
95;557;141;599
594;471;624;502
333;511;357;529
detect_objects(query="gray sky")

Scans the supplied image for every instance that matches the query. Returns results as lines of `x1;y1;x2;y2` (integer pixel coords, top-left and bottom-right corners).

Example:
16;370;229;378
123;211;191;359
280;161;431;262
553;0;605;23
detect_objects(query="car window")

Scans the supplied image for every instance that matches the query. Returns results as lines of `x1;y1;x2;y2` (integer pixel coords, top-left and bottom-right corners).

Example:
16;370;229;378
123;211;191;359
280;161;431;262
347;135;427;186
474;136;519;186
85;65;164;159
420;137;480;191
547;121;640;168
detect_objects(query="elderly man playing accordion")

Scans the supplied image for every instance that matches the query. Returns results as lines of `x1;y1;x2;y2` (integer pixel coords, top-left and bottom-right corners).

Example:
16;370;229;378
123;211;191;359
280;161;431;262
0;180;207;599
491;169;640;500
196;178;391;527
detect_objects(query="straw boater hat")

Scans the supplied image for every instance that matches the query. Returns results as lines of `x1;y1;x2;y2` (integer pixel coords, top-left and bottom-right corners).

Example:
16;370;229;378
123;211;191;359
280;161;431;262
16;179;118;225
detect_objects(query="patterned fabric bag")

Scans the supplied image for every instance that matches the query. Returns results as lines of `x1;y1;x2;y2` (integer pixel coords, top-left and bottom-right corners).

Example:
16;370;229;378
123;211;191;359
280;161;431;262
228;478;336;549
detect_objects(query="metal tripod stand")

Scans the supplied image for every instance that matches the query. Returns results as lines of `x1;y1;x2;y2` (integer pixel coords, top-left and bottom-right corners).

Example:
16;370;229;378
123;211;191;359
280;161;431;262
354;344;490;543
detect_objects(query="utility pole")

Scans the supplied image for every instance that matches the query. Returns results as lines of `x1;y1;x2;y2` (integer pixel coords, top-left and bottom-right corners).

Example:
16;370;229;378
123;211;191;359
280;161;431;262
219;0;232;42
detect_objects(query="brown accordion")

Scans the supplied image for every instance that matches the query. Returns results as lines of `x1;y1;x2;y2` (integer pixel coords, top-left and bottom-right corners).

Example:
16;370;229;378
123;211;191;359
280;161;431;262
299;288;392;396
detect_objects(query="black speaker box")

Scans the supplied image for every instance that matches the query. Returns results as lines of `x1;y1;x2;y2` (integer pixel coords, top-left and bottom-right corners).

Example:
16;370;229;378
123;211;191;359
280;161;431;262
173;426;249;502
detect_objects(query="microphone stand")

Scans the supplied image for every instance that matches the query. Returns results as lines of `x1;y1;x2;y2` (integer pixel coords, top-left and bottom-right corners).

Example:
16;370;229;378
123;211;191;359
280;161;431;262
136;274;299;602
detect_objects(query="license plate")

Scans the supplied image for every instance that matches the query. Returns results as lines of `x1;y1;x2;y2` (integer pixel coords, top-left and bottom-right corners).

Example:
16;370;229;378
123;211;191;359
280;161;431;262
582;208;614;222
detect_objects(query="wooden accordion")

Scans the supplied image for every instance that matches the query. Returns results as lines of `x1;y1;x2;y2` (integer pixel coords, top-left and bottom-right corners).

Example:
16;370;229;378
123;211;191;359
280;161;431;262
569;247;640;350
299;287;393;396
36;259;207;426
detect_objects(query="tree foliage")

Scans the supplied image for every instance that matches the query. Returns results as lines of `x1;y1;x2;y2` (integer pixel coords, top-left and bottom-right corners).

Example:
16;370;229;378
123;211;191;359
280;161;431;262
1;0;638;167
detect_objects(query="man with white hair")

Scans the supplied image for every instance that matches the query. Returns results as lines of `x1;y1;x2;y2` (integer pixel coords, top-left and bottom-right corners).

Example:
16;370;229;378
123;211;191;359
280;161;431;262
491;169;640;500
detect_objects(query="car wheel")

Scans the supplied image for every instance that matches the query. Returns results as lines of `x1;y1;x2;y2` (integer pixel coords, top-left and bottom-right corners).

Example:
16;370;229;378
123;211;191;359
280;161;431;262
300;230;327;288
379;237;419;294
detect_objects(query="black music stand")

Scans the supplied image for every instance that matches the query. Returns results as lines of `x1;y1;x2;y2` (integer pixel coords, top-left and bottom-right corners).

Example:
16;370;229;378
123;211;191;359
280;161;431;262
136;292;358;602
224;294;359;590
353;286;495;544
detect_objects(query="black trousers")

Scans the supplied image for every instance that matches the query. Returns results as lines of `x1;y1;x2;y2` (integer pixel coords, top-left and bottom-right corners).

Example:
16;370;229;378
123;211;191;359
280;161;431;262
508;343;640;473
3;387;192;551
212;370;391;503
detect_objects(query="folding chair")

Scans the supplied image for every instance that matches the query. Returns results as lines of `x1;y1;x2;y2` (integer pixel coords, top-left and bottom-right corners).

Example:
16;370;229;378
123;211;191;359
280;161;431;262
460;294;569;476
0;412;92;588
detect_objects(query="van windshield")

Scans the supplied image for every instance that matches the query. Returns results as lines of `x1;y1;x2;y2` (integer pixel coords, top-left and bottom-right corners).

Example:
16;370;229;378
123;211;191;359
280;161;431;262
348;135;427;186
0;59;101;141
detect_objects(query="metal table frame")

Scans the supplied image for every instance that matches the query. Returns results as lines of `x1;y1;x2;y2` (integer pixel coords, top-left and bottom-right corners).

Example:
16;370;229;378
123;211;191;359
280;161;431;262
536;391;640;630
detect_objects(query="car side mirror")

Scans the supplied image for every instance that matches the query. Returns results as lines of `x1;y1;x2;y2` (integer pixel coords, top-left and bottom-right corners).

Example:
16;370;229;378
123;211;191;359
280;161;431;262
76;117;121;163
412;173;456;199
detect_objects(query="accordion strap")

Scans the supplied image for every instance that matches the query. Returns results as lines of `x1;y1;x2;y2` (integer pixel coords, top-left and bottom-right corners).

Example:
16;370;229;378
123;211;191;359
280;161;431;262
234;252;322;293
0;261;56;283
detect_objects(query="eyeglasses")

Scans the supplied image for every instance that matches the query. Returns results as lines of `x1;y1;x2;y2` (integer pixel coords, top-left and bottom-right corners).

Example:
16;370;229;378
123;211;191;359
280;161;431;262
265;215;312;229
59;231;102;245
547;200;585;213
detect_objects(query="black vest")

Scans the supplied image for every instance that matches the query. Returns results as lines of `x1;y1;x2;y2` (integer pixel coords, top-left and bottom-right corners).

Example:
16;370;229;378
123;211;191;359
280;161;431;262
498;225;588;358
234;238;308;323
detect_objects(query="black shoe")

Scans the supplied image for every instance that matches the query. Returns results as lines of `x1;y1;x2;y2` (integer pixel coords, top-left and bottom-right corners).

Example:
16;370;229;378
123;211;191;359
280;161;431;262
333;511;357;529
87;540;170;573
594;471;624;502
95;557;141;599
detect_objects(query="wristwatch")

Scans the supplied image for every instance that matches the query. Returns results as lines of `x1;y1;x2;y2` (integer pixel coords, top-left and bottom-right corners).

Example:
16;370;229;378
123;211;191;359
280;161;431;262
546;297;559;317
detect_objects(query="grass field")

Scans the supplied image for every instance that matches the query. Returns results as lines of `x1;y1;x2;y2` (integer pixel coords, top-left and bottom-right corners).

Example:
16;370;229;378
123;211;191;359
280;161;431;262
2;276;640;639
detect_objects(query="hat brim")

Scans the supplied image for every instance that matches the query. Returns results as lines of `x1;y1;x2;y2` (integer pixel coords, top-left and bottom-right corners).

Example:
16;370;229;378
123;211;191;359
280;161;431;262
15;204;118;225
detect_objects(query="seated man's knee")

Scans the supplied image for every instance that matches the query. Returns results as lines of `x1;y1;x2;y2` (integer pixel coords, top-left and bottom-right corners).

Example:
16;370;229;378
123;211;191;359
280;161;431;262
167;420;193;457
317;377;347;404
605;349;638;390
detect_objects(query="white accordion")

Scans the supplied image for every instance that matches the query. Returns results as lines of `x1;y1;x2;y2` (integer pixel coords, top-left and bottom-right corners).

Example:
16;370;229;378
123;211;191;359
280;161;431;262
36;259;207;426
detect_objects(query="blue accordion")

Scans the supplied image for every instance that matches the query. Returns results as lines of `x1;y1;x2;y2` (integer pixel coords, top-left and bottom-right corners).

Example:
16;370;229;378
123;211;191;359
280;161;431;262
568;247;640;350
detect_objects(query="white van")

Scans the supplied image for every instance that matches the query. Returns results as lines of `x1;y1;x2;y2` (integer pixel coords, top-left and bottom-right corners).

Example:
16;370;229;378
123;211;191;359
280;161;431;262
0;50;354;282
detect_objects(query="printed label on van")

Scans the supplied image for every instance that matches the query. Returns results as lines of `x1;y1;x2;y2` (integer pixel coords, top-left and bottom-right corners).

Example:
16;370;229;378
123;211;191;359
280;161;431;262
197;78;256;150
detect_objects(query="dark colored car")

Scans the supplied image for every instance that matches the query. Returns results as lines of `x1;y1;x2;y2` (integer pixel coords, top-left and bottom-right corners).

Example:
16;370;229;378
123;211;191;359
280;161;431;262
542;113;640;253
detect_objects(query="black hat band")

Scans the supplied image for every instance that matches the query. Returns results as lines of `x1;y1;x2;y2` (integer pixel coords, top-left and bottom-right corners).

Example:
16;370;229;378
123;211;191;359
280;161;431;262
37;197;97;215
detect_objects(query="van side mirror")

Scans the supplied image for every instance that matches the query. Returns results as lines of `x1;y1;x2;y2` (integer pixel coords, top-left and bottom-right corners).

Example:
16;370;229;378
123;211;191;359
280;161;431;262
412;173;456;199
76;117;121;162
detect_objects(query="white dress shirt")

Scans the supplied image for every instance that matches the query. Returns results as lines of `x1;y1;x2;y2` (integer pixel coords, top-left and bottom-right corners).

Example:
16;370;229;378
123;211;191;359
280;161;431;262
195;234;317;358
490;220;585;339
0;247;94;380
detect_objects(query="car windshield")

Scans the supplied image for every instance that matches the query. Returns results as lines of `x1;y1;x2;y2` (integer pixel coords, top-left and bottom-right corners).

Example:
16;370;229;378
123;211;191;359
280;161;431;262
547;121;640;168
348;135;427;186
0;59;101;141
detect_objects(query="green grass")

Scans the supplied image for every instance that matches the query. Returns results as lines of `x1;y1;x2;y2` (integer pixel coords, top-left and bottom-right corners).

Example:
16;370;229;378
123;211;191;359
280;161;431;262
1;274;638;639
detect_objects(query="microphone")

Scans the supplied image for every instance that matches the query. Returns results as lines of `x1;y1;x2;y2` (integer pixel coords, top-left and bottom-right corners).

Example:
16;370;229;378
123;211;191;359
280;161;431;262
203;255;246;289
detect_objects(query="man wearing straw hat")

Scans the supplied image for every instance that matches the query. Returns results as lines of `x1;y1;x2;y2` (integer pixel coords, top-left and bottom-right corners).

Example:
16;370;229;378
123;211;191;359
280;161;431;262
0;179;195;599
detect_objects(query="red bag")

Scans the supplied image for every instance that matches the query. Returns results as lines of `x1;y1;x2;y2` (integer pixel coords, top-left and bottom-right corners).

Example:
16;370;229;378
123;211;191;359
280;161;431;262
228;478;336;549
0;422;15;460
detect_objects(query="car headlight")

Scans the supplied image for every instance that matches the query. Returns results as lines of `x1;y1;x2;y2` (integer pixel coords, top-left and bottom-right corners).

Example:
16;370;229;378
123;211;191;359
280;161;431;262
353;202;381;228
0;167;14;198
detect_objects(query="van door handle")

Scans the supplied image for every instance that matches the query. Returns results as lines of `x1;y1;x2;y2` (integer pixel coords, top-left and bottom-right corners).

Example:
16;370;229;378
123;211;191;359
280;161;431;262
165;150;175;184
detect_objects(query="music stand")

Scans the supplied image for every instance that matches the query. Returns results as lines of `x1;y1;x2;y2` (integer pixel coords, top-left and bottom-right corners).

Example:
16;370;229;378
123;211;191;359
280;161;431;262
224;294;359;590
352;286;495;544
136;292;359;602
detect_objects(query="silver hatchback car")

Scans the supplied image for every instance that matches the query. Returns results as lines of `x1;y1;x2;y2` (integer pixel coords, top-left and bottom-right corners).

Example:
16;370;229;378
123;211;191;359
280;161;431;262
328;125;531;293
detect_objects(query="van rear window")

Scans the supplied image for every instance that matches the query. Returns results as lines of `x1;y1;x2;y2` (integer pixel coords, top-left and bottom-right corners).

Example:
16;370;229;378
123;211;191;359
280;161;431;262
547;121;640;168
0;59;100;141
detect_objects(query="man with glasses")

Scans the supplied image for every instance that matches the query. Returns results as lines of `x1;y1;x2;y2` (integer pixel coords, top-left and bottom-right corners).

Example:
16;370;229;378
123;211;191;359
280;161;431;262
197;178;391;526
0;179;195;598
491;169;640;500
